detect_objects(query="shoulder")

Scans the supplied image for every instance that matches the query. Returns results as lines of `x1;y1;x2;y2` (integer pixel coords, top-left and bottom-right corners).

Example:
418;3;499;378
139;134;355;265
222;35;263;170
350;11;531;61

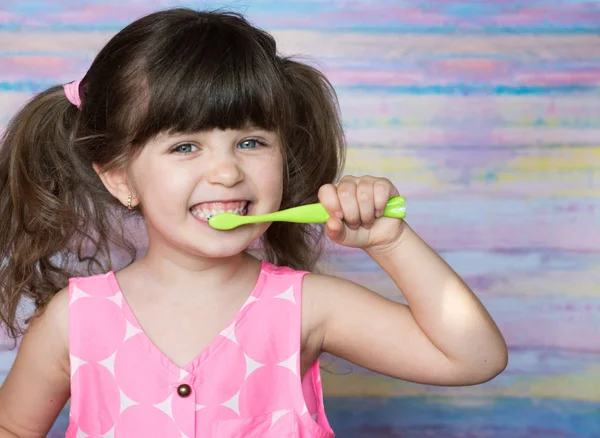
29;286;70;352
300;272;364;337
301;271;397;338
301;272;370;312
302;271;365;301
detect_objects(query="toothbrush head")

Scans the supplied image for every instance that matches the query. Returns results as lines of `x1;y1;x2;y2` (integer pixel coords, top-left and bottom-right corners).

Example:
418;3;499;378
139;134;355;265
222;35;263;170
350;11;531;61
207;212;247;230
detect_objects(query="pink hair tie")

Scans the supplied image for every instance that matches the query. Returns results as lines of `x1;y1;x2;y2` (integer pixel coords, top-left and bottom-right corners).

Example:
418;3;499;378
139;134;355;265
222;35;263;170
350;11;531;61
63;79;82;108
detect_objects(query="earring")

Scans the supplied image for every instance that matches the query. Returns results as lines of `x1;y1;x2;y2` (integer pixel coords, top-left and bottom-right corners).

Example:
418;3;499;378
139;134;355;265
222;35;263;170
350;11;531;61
127;193;133;210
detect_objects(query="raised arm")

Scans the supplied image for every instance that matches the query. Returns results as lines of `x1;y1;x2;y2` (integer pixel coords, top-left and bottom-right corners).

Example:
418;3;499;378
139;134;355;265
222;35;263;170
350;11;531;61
304;176;507;385
0;288;71;437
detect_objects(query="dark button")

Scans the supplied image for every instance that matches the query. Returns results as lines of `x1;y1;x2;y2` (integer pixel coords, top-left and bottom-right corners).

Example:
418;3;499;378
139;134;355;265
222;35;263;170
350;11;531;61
177;383;192;398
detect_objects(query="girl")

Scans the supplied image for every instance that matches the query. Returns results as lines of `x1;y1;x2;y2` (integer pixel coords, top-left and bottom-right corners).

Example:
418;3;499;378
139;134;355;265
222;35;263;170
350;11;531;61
0;8;507;438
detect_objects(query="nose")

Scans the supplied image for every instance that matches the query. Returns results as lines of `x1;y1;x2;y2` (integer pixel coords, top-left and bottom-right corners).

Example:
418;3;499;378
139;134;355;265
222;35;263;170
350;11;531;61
205;155;244;187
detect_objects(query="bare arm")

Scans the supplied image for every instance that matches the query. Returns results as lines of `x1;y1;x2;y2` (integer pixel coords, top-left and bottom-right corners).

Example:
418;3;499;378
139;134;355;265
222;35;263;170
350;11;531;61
0;288;71;437
305;224;508;386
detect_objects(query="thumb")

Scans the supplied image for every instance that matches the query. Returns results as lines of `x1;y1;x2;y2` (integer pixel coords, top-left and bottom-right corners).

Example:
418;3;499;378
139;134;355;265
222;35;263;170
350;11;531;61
325;217;346;243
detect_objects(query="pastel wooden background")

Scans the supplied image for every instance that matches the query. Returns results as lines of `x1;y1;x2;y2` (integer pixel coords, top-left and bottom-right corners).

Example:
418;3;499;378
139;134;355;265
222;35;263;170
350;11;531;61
1;1;599;436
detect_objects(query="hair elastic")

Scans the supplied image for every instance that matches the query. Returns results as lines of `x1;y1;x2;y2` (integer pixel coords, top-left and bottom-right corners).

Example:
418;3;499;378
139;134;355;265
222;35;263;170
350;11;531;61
63;79;82;108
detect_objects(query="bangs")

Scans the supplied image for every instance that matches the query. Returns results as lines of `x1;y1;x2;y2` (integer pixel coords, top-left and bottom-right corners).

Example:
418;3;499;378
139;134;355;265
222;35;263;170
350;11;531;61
129;15;288;143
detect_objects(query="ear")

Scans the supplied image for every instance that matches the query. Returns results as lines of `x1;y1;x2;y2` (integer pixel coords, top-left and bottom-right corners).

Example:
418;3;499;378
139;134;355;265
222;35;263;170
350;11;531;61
93;163;138;208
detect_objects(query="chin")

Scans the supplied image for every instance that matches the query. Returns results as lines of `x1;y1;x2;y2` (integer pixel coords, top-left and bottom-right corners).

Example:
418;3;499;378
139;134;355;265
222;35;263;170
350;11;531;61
191;232;263;259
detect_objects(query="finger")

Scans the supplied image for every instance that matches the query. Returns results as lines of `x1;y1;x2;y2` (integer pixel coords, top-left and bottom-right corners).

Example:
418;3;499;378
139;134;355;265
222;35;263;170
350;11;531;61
336;178;360;229
373;178;397;218
356;179;375;229
325;217;346;243
318;184;343;219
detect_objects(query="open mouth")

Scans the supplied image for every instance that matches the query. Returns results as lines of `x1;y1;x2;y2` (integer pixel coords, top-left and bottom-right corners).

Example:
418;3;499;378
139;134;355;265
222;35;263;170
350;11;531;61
190;200;250;220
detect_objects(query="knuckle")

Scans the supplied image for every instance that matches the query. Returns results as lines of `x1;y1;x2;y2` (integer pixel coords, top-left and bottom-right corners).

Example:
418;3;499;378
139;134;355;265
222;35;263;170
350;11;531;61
358;190;371;202
338;188;353;198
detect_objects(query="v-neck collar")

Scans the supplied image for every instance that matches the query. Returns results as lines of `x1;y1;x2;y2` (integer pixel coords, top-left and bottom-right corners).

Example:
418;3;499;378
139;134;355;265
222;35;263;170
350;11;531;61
104;260;268;377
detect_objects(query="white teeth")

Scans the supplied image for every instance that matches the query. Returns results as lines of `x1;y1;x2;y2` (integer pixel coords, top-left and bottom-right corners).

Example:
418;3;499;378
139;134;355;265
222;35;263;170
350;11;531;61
191;205;248;219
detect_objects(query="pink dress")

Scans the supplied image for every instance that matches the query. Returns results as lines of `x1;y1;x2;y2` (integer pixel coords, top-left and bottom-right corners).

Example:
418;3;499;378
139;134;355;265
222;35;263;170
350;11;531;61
65;260;335;437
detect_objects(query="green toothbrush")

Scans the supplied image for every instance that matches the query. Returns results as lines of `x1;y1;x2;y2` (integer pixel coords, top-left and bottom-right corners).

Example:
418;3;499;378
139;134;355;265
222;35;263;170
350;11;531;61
208;196;406;230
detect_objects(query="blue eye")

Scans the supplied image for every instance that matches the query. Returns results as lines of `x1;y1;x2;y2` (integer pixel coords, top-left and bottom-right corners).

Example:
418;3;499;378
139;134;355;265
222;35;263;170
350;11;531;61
237;139;264;149
173;143;197;154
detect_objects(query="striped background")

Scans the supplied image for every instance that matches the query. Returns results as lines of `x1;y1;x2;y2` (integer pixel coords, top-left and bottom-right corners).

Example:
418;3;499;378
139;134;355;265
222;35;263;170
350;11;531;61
1;1;599;436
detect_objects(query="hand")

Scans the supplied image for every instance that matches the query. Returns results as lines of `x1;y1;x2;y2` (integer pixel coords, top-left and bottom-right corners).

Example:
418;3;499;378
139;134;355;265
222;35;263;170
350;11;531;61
318;175;406;250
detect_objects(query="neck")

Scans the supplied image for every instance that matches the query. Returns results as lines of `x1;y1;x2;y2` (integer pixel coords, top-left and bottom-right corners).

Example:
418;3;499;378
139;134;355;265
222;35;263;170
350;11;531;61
133;241;259;298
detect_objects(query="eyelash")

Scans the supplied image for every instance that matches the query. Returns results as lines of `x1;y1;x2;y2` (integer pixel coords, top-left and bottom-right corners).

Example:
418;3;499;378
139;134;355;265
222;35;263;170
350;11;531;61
171;138;267;154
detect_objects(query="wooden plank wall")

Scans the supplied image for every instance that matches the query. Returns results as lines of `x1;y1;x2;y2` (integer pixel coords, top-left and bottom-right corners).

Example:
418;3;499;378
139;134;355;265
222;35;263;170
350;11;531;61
1;1;599;436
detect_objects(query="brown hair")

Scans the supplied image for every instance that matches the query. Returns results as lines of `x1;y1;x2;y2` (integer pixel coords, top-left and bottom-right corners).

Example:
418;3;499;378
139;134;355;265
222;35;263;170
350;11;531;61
0;8;345;340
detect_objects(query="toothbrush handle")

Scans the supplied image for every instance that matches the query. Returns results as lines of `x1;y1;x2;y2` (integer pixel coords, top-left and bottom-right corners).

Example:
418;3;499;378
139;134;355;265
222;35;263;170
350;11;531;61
253;196;406;224
252;203;330;224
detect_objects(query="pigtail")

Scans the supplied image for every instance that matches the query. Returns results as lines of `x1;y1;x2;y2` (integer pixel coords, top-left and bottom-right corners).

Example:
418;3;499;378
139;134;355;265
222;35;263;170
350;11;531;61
262;58;346;271
0;86;132;340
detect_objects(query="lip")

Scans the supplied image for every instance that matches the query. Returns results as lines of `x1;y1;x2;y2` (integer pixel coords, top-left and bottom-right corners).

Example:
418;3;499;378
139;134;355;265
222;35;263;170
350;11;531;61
190;199;251;210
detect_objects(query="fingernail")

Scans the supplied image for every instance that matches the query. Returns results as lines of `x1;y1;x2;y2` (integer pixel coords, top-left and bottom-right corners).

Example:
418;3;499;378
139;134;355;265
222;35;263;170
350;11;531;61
335;211;343;219
375;210;382;218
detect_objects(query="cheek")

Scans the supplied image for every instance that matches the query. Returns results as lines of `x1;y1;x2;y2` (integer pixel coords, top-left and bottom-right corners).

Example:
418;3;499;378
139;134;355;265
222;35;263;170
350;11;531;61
133;163;196;206
257;156;284;198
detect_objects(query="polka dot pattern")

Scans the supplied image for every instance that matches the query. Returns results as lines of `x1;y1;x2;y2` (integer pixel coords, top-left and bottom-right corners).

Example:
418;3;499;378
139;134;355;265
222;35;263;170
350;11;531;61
65;263;335;437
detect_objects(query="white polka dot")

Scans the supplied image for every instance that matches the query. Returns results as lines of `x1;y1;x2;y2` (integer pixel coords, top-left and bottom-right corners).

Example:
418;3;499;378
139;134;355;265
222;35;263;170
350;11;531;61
244;353;264;378
70;354;86;375
119;388;138;414
195;403;205;411
220;321;238;344
76;427;88;438
271;409;289;428
101;426;115;438
277;350;299;376
273;285;296;304
70;285;91;304
123;319;142;341
179;369;189;380
106;293;123;308
241;295;259;309
221;390;240;416
153;393;174;419
98;351;116;375
301;403;308;415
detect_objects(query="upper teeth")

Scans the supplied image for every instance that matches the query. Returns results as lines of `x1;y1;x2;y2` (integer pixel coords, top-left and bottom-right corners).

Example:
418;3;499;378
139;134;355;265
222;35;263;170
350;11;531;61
191;201;248;218
192;207;246;218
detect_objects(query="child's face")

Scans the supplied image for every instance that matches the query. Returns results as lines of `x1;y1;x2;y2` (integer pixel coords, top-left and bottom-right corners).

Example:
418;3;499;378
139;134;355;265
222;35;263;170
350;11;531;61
128;127;284;260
